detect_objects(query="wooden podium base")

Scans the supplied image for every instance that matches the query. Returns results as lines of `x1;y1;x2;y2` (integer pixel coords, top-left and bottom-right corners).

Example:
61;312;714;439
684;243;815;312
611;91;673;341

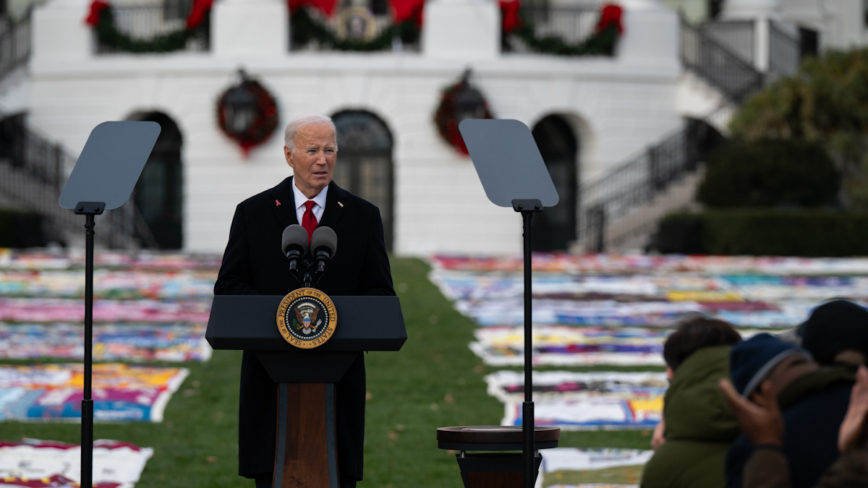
273;383;339;488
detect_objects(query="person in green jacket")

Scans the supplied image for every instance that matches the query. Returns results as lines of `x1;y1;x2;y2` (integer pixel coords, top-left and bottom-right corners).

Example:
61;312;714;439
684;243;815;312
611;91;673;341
641;317;743;488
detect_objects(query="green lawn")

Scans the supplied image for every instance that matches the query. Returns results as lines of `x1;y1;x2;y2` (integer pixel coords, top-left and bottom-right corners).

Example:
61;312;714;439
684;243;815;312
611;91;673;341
1;257;655;487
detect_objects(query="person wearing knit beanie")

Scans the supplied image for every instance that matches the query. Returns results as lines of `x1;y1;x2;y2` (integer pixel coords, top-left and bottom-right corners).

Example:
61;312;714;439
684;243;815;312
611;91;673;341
801;299;868;366
730;333;814;397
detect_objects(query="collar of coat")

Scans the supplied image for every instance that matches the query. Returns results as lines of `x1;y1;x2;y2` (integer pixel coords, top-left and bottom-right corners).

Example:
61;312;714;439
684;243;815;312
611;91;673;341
777;364;856;411
268;176;348;229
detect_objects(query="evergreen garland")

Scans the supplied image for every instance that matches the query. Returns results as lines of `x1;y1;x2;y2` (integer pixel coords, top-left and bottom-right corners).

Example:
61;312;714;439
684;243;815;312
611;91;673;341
291;8;420;52
92;6;209;53
507;22;619;56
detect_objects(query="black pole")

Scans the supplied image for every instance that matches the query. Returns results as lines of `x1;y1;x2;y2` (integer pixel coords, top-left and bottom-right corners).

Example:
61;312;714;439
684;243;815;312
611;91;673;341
75;202;103;488
522;210;534;488
82;212;95;488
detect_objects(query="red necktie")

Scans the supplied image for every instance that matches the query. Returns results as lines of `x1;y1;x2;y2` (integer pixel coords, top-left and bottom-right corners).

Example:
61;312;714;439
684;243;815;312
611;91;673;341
302;200;318;243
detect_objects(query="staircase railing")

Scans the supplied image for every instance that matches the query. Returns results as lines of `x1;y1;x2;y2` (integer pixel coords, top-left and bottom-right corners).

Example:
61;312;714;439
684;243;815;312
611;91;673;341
0;113;159;249
576;18;789;252
0;11;31;82
579;106;729;252
680;19;764;104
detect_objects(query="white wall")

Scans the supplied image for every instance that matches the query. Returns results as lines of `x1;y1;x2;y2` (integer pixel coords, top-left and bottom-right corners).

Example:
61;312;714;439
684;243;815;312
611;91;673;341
778;0;865;51
11;0;681;256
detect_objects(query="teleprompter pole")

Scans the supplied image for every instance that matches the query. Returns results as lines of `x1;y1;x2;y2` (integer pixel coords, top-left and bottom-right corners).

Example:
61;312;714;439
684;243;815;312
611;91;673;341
75;202;105;488
513;199;542;488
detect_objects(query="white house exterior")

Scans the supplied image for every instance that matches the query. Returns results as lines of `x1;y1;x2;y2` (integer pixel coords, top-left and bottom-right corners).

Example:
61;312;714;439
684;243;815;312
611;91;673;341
0;0;864;254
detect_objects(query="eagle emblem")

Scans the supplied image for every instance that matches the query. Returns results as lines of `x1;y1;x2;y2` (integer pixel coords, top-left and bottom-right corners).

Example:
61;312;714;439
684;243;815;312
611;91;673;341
293;303;322;335
276;287;337;349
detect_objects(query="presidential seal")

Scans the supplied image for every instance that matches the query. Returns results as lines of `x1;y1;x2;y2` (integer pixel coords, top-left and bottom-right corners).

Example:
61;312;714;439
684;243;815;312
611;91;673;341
276;288;338;349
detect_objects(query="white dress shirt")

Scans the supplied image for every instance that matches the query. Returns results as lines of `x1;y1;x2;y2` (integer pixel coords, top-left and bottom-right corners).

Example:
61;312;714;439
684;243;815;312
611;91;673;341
292;179;328;225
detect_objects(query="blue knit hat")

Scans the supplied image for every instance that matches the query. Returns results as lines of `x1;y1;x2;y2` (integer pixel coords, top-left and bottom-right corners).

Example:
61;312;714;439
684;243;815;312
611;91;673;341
730;333;813;396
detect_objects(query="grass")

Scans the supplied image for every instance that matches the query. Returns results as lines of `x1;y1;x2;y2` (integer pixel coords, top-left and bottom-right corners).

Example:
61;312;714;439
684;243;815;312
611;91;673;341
1;257;655;487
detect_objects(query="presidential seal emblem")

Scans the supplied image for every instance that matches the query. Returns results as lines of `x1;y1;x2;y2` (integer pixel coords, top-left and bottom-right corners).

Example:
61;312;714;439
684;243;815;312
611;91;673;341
276;288;338;349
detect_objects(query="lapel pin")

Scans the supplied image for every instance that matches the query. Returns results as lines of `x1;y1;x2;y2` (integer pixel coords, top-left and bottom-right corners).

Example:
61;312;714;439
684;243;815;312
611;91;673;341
275;199;281;207
338;201;344;208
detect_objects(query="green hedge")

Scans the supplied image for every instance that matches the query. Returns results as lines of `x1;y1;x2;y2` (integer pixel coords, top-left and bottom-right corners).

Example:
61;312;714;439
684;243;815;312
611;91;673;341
0;209;48;248
651;209;868;257
697;139;840;208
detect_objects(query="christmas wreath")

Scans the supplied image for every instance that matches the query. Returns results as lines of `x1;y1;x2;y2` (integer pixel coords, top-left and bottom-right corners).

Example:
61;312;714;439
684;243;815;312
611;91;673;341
216;72;280;158
500;2;623;56
434;72;494;156
85;0;212;53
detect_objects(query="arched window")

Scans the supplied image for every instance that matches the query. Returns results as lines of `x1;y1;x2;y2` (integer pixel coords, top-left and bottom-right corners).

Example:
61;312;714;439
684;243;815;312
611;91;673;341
129;111;183;249
531;115;579;251
331;110;395;251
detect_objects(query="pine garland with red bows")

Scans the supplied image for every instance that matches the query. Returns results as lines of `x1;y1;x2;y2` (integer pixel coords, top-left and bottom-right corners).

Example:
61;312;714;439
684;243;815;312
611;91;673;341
85;0;212;53
500;2;624;56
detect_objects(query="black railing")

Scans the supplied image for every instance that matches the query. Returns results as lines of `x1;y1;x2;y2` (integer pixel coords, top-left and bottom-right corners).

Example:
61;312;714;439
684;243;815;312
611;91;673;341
681;19;764;103
96;2;209;53
0;113;158;249
502;6;600;53
579;109;728;252
701;20;754;64
768;20;799;80
0;12;31;82
290;7;420;52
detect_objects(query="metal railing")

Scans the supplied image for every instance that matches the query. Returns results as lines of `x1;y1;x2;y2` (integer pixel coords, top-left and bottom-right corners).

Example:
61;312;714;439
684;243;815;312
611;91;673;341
579;106;730;252
701;20;754;64
681;19;764;103
289;7;420;52
502;6;600;53
0;12;31;82
768;20;800;80
575;19;800;252
96;1;209;53
0;113;159;249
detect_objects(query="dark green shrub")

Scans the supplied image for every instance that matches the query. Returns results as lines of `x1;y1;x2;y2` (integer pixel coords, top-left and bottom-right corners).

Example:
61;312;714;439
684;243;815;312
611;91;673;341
650;213;705;254
0;209;48;248
651;209;868;257
696;139;840;208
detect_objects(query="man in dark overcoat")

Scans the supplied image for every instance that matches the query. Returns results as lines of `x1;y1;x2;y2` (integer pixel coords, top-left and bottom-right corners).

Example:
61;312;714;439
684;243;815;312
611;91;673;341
214;114;395;488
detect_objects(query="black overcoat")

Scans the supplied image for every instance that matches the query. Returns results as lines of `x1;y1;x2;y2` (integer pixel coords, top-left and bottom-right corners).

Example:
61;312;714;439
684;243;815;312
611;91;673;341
214;176;395;480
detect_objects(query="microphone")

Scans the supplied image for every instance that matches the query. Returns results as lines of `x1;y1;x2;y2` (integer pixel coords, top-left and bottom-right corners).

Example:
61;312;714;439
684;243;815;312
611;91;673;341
310;226;337;276
281;225;309;272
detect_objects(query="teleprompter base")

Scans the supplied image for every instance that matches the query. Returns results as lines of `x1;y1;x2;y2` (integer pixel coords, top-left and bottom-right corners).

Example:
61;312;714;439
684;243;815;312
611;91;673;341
457;453;542;488
273;383;339;488
436;426;559;488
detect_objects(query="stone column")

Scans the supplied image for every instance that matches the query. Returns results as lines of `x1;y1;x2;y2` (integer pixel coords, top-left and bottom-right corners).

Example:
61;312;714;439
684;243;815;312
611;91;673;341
212;0;289;57
422;0;500;60
721;0;782;72
618;0;680;69
32;0;93;64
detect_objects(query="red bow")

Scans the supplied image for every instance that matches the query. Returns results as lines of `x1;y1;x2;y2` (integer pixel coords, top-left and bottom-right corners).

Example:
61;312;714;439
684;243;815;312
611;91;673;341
84;0;110;26
595;3;623;34
186;0;213;29
390;0;425;26
288;0;337;17
499;0;522;34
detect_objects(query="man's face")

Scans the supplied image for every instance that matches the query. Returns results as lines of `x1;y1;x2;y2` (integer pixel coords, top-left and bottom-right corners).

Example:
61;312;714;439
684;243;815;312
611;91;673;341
285;123;337;198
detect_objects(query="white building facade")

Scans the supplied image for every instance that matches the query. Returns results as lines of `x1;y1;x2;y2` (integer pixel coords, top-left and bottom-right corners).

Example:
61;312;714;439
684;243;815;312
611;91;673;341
0;0;863;254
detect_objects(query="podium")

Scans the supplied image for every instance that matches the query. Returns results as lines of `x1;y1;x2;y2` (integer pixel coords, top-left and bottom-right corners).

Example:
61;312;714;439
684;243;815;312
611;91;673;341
206;294;407;488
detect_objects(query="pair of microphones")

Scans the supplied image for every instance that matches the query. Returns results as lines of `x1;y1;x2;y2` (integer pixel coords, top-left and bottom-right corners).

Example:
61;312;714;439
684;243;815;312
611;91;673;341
282;225;337;286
